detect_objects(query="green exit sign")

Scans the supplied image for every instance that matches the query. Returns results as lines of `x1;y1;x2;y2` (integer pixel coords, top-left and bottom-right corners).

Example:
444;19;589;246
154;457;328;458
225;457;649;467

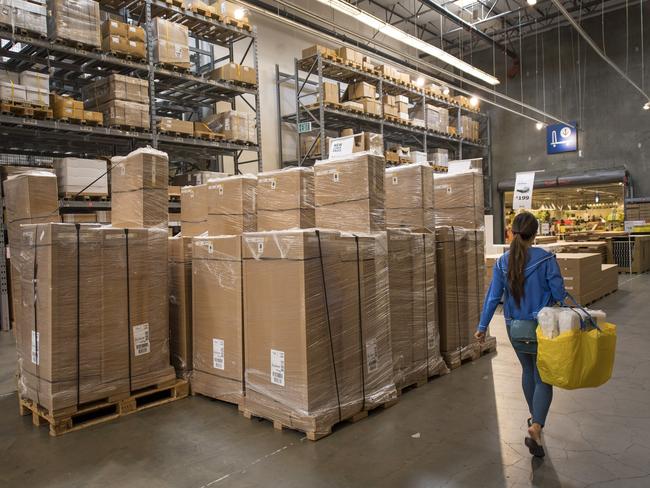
297;121;312;133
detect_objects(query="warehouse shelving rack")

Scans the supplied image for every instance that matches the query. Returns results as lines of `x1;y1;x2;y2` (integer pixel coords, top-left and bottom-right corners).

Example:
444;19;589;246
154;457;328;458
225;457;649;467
275;54;491;171
0;0;263;329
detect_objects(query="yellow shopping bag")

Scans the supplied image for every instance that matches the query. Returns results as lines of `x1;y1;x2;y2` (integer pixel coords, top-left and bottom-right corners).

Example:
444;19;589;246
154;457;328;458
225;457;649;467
536;322;617;390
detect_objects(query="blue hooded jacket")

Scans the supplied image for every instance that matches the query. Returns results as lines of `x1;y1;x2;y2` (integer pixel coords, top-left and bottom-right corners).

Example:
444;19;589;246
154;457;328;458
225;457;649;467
477;247;567;332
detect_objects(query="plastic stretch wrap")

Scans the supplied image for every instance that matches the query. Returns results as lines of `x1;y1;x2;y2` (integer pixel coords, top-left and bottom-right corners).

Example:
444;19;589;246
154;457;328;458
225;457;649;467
15;223;174;413
111;147;169;229
3;171;59;331
153;17;190;68
538;306;608;339
385;163;434;233
241;229;396;435
387;229;447;388
48;0;101;48
204;110;256;144
257;167;315;231
435;226;485;358
81;74;149;107
191;236;244;404
0;0;47;36
53;157;108;196
97;100;150;129
314;153;385;233
169;236;193;378
180;184;208;237
433;170;484;229
206;175;257;235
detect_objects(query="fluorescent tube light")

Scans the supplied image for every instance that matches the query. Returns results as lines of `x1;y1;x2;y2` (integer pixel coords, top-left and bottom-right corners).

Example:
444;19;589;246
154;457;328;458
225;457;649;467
316;0;500;85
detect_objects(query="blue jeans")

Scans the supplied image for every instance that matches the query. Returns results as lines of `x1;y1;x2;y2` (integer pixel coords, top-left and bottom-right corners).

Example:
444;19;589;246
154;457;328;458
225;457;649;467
514;349;553;427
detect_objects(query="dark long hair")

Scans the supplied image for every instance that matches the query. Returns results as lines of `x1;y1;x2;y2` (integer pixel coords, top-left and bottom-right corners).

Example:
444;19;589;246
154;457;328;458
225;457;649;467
508;212;539;307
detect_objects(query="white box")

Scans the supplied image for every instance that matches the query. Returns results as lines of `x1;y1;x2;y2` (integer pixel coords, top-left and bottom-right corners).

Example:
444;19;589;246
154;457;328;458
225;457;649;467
0;81;27;103
19;70;50;90
25;86;49;106
409;151;428;164
399;112;409;120
396;95;409;103
0;71;20;84
53;158;108;196
0;0;47;36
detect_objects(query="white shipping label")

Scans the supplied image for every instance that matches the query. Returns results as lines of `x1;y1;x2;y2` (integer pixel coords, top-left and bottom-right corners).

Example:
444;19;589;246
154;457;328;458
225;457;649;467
207;242;214;254
212;338;224;370
133;323;150;356
392;176;399;185
365;338;378;373
31;330;39;365
271;179;276;190
270;349;285;386
217;185;224;196
332;172;340;183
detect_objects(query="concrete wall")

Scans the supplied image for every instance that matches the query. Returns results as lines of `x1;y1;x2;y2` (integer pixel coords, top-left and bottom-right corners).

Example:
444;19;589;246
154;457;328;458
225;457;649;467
472;6;650;239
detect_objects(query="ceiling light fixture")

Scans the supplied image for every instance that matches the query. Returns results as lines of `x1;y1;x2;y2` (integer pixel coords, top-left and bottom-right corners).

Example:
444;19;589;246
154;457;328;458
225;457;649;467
469;96;479;107
315;0;500;85
643;102;650;110
234;7;246;20
527;0;537;5
442;86;450;96
535;121;544;130
415;77;425;87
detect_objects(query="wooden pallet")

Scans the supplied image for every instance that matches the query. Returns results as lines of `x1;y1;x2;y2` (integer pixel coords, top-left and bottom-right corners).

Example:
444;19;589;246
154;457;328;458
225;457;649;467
396;375;428;397
479;336;497;357
108;124;148;132
443;343;481;371
342;60;363;70
340;105;365;115
105;50;145;62
19;379;189;436
158;129;194;138
228;80;258;89
158;63;191;73
53;38;101;52
189;4;213;17
223;17;252;31
33;106;53;119
57;116;85;125
1;102;34;117
61;193;109;201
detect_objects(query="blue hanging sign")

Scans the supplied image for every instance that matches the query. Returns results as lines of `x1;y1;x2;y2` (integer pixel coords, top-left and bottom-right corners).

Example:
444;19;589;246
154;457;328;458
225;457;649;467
546;121;577;154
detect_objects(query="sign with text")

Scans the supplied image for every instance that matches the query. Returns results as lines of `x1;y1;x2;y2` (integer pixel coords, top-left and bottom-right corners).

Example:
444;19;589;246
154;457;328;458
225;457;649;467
297;121;312;133
513;171;536;210
328;135;355;158
546;122;577;154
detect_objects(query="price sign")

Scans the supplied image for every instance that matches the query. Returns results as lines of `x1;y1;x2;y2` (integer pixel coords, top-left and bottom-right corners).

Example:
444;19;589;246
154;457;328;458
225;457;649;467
513;171;536;210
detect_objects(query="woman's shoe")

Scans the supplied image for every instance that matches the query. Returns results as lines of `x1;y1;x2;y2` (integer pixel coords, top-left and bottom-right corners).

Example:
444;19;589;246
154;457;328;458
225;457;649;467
525;436;546;458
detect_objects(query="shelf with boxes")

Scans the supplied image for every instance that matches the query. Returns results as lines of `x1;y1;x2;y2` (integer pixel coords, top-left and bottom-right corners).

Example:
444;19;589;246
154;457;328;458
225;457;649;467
277;46;489;166
0;0;262;172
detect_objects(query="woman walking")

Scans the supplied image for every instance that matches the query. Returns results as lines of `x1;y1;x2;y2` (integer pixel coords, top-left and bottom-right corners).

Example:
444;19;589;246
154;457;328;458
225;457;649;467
475;211;567;458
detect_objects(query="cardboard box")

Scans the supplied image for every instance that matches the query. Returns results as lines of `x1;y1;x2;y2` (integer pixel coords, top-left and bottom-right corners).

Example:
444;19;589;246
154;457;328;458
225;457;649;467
256;167;314;231
242;230;365;435
314;154;385;232
158;117;194;136
337;47;363;64
101;18;128;38
433;171;484;228
0;81;26;103
97;100;150;129
172;171;229;186
15;224;174;412
153;17;190;69
321;81;339;105
385;163;434;232
49;0;101;48
347;81;376;101
0;0;47;37
83;110;103;124
181;184;208;236
361;98;380;116
206;175;257;235
383;103;398;118
169;236;193;378
555;253;602;301
53;158;108;196
126;23;146;42
302;44;336;59
191;236;244;404
19;70;49;90
203;110;255;143
111;147;168;229
82;74;149;106
24;86;49;106
209;63;257;85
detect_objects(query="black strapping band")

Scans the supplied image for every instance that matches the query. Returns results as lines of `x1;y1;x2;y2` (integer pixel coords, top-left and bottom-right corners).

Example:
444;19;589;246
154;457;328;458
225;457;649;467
32;225;40;407
75;224;81;407
423;234;430;375
315;230;342;423
354;236;366;412
451;227;462;356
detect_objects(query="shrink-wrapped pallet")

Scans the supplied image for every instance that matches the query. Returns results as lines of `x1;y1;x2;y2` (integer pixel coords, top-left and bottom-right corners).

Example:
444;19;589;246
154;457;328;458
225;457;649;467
256;167;314;231
205;175;256;235
48;0;101;48
385;163;434;233
153;17;190;69
169;236;193;378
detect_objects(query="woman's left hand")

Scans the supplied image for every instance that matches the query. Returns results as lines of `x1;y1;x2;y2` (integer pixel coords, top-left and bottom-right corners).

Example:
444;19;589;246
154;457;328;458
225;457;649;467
474;330;486;343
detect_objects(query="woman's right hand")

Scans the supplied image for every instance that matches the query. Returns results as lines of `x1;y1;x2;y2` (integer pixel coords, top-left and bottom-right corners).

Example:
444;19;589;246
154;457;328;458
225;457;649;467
474;330;486;343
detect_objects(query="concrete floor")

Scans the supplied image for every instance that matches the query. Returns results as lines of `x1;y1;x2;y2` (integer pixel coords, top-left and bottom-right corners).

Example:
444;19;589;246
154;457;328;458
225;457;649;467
1;275;649;488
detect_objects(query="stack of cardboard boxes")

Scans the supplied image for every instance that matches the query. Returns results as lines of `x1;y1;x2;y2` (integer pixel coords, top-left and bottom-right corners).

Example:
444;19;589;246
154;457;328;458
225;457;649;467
0;70;49;107
382;94;398;119
110;147;168;229
410;104;449;133
209;63;257;85
157;117;195;137
169;236;194;379
101;19;146;59
396;95;409;122
0;0;47;36
82;74;150;129
385;163;434;233
48;0;101;48
206;175;257;235
555;253;614;304
256;167;315;231
53;158;108;197
344;81;379;116
180;184;208;236
153;17;190;69
460;115;479;141
204;110;256;143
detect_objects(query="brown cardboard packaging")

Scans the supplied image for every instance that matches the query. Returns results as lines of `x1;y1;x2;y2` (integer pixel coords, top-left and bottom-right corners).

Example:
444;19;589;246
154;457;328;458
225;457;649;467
314;154;385;232
347;81;376;101
433;171;484;229
555;253;602;302
302;44;337;59
385;163;434;232
158;117;194;136
126;24;146;42
101;19;128;39
256;167;314;231
205;175;257;235
49;0;101;48
241;230;365;435
97;100;150;129
102;34;129;56
191;236;244;404
209;63;257;85
111;147;168;229
383;103;398;117
361;98;381;116
82;74;149;106
181;184;208;236
83;110;103;124
153;17;190;69
15;224;173;412
435;226;469;354
50;94;79;119
169;236;193;378
337;47;363;65
321;81;339;105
